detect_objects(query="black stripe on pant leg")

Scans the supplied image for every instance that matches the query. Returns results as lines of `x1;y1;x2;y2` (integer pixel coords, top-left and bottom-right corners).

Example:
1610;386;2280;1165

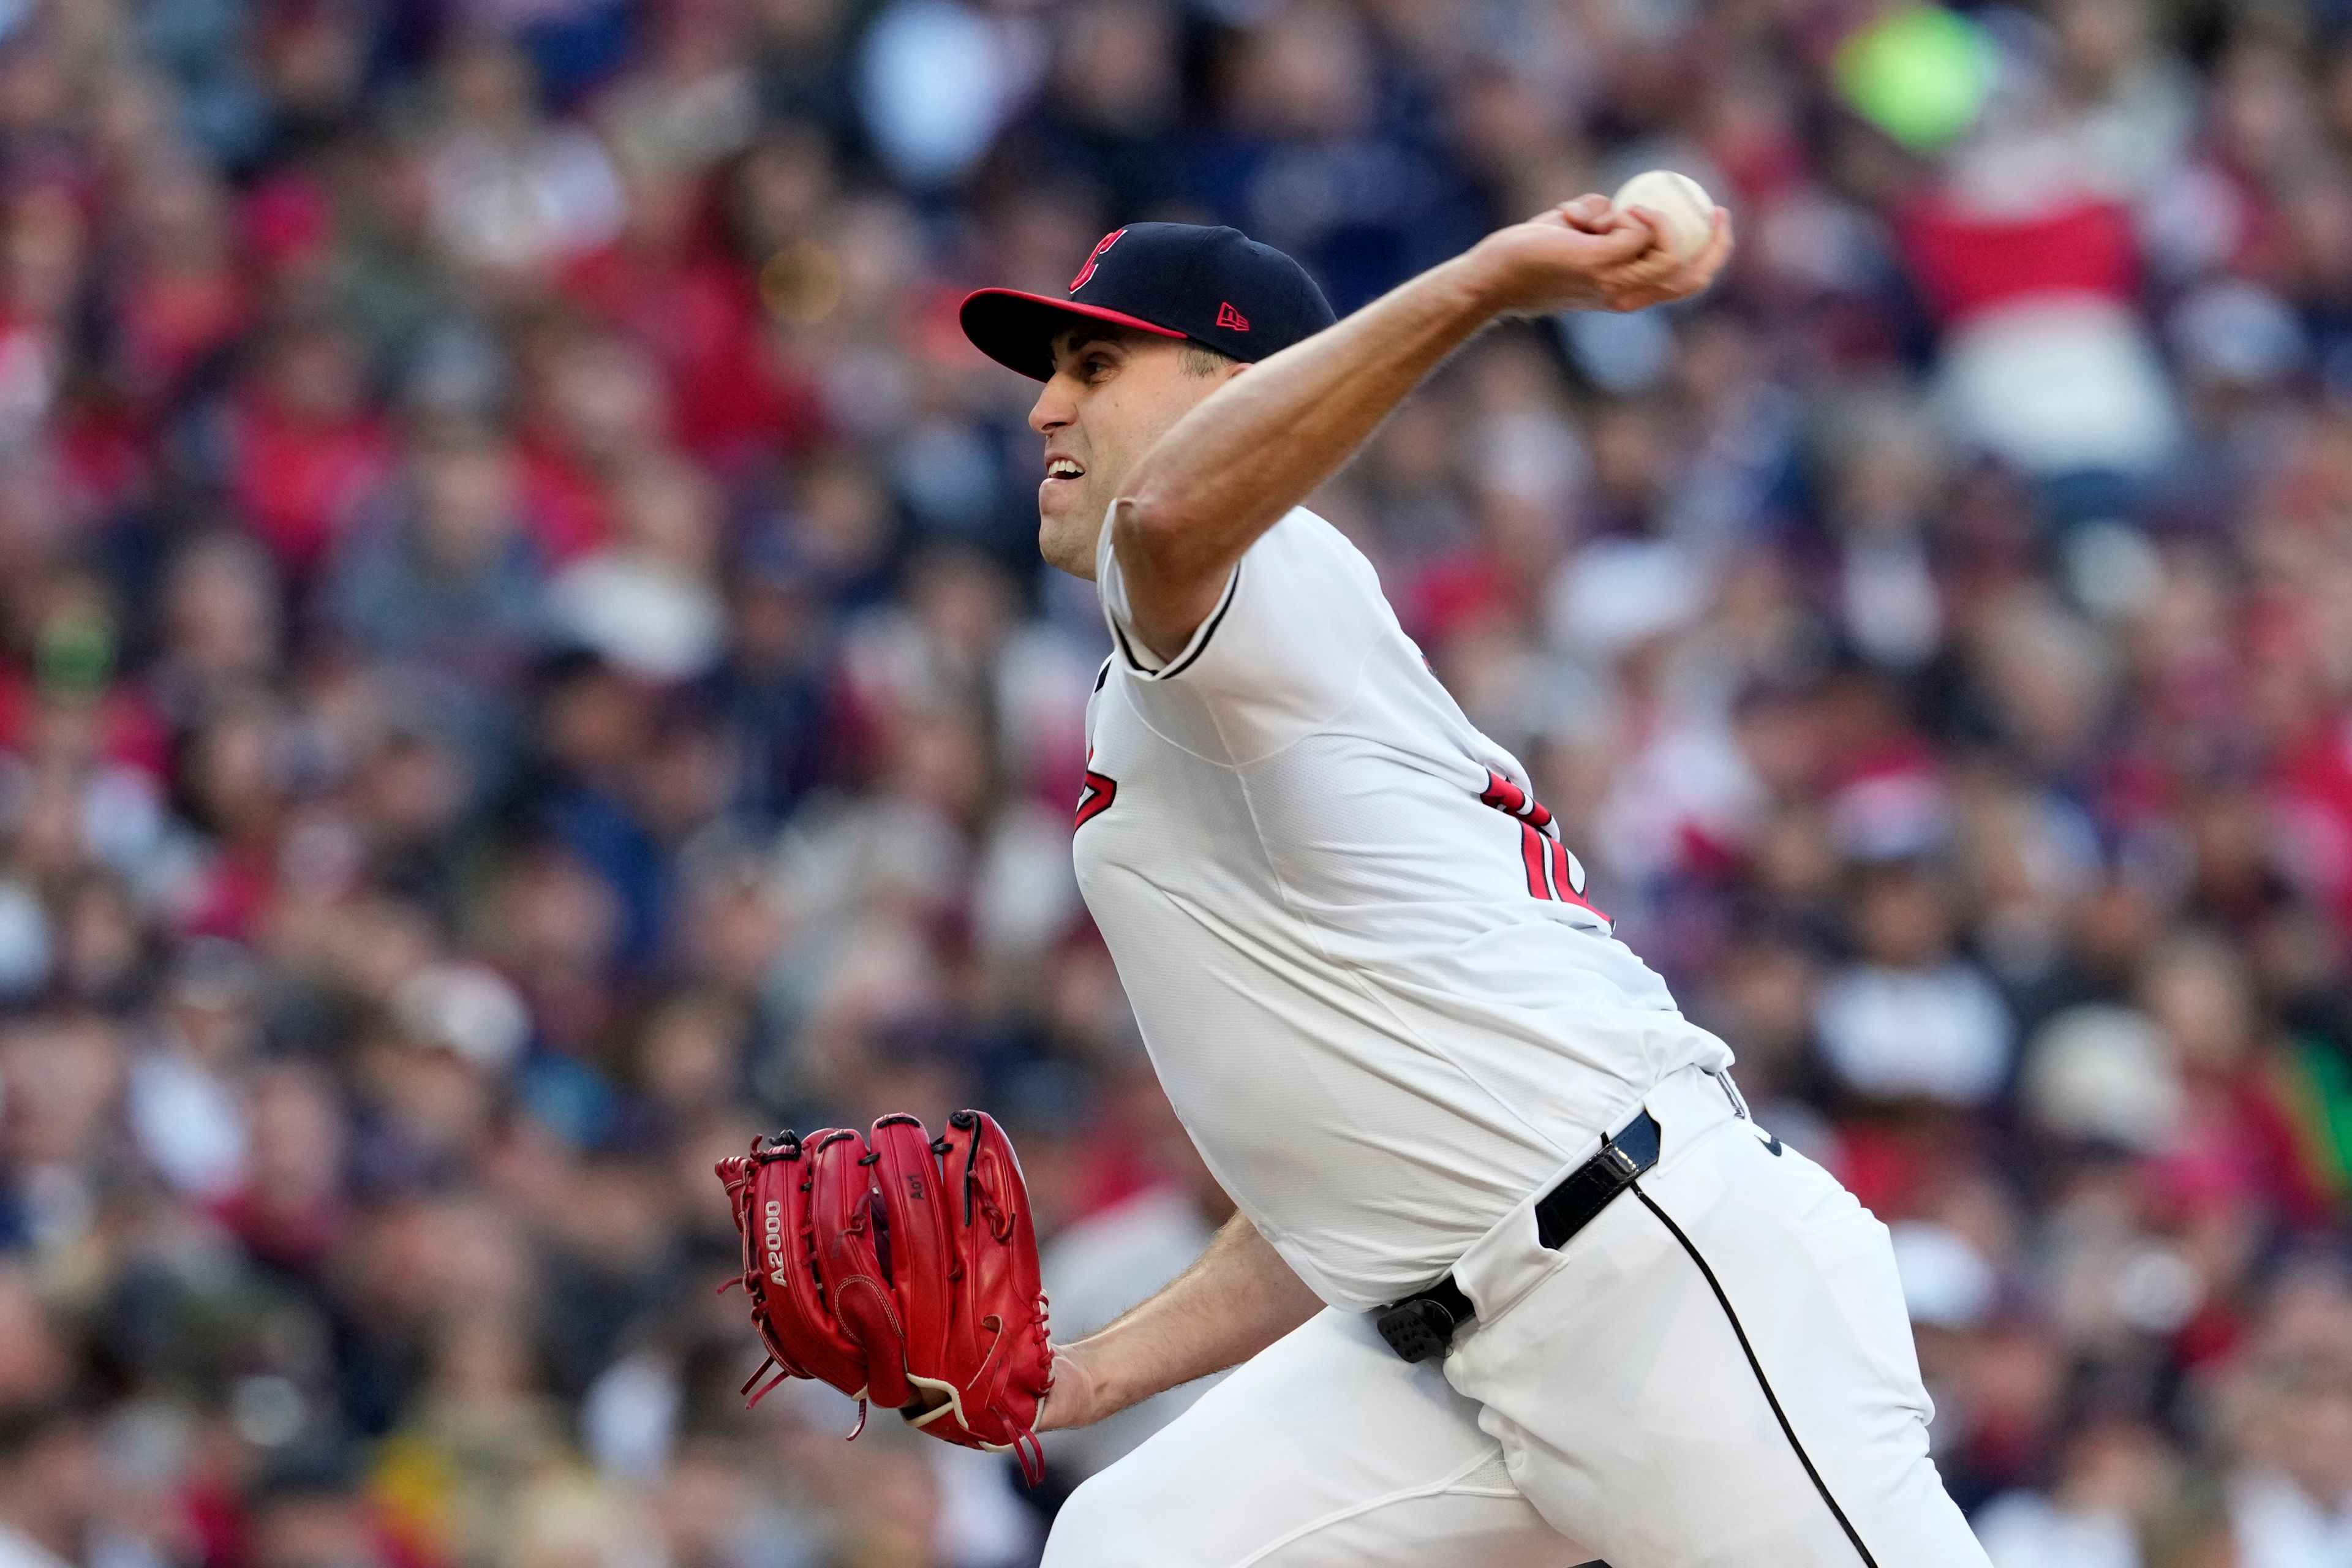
1630;1183;1882;1568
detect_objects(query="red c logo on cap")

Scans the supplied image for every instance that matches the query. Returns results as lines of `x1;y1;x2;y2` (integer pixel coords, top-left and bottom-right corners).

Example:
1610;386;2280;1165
1069;228;1126;292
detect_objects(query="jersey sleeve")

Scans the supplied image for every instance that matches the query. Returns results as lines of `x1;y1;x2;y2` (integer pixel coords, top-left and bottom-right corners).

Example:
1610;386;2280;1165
1096;505;1393;764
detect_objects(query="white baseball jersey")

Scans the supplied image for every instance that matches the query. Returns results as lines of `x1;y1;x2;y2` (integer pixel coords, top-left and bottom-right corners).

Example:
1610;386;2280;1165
1074;506;1732;1310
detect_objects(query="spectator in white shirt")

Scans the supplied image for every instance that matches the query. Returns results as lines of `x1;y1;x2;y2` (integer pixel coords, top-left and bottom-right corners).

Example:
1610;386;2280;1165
1817;859;2015;1106
1039;1069;1234;1482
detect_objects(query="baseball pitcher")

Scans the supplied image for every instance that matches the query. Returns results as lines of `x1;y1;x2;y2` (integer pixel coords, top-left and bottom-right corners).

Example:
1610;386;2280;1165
841;200;1987;1566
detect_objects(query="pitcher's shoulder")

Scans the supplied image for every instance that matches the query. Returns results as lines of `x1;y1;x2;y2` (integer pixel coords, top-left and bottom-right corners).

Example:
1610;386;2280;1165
1250;507;1388;594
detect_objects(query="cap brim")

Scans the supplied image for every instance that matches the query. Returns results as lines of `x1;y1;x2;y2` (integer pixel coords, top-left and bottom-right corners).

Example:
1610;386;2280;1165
959;288;1185;381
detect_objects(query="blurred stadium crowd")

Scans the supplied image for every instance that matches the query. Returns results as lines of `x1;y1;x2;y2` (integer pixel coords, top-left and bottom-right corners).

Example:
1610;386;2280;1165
1;0;2351;1566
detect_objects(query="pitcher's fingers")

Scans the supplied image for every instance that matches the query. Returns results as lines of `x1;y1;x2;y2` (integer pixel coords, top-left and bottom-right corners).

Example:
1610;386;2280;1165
1637;208;1733;303
1618;206;1674;257
1689;207;1735;278
1585;218;1656;268
1612;215;1687;287
1559;193;1615;231
1684;208;1740;285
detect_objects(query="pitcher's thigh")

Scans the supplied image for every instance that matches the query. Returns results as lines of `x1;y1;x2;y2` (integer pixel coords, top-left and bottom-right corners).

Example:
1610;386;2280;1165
1042;1308;1596;1568
1451;1130;1989;1568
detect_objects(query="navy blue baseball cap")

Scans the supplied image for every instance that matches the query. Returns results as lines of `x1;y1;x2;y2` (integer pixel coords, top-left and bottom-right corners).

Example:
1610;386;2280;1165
960;222;1337;382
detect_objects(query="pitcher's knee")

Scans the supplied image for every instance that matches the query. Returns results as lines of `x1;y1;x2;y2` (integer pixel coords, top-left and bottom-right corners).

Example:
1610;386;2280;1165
1041;1462;1189;1568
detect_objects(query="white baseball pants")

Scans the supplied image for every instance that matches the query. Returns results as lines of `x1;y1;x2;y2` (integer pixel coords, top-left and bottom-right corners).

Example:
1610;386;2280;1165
1040;1064;1992;1567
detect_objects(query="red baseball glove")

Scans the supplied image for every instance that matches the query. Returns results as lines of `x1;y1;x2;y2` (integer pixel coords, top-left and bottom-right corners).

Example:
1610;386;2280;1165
716;1110;1054;1481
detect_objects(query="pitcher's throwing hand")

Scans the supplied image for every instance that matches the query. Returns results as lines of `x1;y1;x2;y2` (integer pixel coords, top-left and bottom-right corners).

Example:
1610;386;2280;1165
1474;192;1732;317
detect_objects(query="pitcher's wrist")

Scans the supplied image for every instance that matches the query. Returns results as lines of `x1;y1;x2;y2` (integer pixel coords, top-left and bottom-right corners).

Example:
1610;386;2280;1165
1444;243;1526;322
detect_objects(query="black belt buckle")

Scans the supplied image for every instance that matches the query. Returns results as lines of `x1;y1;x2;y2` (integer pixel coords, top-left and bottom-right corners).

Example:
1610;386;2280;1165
1374;1295;1460;1363
1374;1107;1663;1365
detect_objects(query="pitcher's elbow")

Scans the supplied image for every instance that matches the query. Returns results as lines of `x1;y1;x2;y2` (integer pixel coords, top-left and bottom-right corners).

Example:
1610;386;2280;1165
1109;491;1214;579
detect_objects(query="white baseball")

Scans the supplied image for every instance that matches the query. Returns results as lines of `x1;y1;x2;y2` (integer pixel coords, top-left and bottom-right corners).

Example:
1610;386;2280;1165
1608;170;1716;262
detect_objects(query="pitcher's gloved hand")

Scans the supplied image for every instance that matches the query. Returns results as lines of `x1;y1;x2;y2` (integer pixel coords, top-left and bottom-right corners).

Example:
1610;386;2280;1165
717;1110;1054;1482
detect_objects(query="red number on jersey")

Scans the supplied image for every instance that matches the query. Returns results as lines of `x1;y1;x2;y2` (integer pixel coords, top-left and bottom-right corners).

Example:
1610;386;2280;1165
1479;771;1608;922
1076;760;1118;829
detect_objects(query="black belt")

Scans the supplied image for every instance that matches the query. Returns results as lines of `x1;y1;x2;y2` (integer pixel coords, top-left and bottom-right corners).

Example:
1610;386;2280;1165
1374;1107;1662;1362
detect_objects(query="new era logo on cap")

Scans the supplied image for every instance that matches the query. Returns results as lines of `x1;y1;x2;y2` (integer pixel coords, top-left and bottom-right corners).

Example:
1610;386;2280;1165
960;222;1335;382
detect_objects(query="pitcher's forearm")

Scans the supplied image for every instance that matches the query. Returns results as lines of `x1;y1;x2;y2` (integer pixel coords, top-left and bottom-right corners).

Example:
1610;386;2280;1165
1068;1212;1323;1420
